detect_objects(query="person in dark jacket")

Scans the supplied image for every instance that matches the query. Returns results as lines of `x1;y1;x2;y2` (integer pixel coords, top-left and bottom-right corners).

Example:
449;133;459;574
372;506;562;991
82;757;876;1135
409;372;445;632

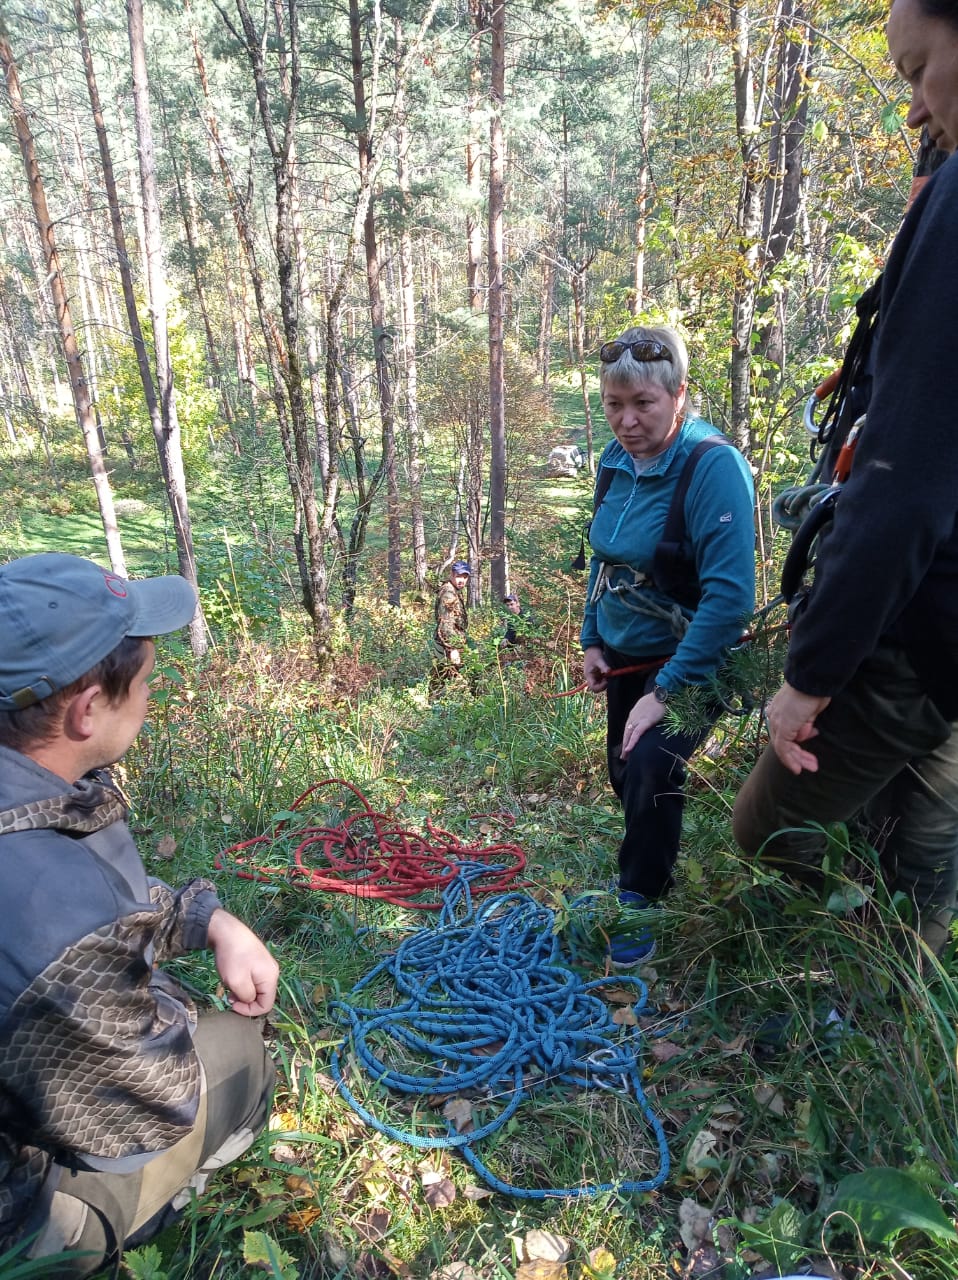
582;325;755;965
734;0;958;955
0;553;278;1274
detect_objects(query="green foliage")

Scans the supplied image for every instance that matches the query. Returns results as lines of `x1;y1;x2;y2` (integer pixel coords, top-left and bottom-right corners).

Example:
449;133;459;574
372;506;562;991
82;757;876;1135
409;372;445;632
828;1167;958;1246
122;1244;170;1279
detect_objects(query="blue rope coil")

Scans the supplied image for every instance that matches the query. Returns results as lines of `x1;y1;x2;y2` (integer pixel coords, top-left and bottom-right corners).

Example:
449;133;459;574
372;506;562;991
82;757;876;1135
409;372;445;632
330;863;670;1198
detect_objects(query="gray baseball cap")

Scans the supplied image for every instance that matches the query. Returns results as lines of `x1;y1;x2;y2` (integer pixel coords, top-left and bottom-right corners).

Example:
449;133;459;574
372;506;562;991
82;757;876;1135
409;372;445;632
0;553;198;710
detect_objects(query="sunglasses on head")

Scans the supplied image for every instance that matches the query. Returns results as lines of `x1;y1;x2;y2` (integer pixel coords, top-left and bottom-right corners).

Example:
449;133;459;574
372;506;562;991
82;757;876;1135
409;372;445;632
599;339;673;365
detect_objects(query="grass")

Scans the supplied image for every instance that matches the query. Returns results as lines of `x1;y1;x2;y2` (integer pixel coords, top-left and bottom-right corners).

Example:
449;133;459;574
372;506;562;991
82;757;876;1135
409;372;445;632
100;647;958;1280
4;417;958;1280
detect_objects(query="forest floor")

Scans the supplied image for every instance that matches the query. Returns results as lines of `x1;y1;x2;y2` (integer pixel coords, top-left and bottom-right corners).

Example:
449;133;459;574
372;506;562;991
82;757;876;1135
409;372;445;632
3;389;958;1280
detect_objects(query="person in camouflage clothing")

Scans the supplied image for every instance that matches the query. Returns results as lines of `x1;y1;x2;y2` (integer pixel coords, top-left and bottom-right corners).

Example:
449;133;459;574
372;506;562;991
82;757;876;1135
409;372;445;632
0;554;278;1275
431;560;470;688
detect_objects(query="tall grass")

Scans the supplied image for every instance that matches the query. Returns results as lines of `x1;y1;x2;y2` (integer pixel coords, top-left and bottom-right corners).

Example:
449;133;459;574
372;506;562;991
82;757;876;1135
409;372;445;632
73;615;954;1280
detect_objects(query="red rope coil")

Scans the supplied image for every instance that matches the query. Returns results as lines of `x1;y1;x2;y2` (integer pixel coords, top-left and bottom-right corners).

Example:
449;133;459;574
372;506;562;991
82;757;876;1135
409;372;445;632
215;778;526;909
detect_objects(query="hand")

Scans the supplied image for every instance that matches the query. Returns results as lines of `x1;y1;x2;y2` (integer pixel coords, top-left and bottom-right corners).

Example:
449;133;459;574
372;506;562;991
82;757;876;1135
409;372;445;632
620;692;666;757
207;909;279;1016
583;646;610;692
764;681;831;776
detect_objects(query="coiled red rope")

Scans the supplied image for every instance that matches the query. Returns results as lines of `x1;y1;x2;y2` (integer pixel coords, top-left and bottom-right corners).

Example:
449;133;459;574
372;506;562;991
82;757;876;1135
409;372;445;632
215;778;526;909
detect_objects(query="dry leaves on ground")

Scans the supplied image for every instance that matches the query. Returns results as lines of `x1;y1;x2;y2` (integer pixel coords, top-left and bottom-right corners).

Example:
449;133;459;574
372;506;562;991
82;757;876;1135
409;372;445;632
677;1198;714;1252
420;1168;456;1208
521;1229;570;1263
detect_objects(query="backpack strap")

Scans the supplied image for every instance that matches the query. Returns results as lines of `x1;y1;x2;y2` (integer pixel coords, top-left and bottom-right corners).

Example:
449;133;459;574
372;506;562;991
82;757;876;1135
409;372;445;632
571;454;616;570
652;434;732;608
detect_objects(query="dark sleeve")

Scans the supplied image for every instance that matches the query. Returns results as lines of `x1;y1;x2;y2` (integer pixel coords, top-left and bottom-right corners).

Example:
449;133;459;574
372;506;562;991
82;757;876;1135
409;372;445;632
785;159;958;696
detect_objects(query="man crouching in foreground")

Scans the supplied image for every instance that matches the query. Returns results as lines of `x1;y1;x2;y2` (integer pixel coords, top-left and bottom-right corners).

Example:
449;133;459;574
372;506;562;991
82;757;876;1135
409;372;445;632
0;553;278;1275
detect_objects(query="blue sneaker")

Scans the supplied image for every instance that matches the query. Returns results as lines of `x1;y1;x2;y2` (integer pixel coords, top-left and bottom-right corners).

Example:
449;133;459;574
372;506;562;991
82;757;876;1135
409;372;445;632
608;891;658;968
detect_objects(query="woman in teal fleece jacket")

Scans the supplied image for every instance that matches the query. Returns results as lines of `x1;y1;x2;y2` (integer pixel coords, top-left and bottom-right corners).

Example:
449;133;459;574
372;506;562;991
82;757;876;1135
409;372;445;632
581;325;754;963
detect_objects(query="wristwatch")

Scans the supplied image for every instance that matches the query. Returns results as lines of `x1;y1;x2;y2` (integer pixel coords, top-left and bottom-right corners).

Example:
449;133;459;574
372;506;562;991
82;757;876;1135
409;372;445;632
652;683;670;704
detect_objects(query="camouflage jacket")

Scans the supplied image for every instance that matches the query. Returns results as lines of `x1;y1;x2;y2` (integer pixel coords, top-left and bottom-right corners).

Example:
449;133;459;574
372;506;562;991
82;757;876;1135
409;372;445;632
0;745;221;1250
433;581;468;658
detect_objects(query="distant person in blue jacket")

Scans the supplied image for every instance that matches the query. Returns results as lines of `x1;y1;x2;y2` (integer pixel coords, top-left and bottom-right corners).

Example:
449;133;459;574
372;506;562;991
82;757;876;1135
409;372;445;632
581;325;755;965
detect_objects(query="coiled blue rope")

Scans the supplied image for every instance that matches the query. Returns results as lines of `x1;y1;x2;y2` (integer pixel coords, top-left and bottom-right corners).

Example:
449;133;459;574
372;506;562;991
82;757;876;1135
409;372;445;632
330;863;670;1198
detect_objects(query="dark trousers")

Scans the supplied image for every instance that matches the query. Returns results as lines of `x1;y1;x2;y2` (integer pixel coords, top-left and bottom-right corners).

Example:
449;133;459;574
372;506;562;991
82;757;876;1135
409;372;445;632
733;643;958;950
29;1011;275;1276
604;646;719;899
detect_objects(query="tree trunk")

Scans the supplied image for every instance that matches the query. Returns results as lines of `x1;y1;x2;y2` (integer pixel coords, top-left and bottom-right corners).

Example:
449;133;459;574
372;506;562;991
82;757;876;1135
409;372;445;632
395;38;427;592
729;0;763;453
632;24;653;316
0;29;127;573
537;253;555;386
487;0;507;601
349;0;401;606
465;0;485;311
571;266;596;474
126;0;207;654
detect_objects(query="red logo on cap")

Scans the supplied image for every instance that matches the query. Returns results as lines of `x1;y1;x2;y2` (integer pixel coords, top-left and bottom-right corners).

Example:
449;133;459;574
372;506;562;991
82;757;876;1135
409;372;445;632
103;572;128;599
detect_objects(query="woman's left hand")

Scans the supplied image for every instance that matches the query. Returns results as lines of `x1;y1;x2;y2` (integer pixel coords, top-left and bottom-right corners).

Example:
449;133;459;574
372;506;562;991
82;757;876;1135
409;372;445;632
620;693;666;758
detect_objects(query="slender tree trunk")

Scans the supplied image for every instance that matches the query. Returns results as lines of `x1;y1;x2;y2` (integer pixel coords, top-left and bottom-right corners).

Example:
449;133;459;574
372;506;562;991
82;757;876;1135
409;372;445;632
465;0;485;311
536;253;555;386
0;29;126;573
395;41;427;592
571;265;596;473
126;0;207;653
632;25;653;315
487;0;507;601
232;0;327;642
729;0;763;452
349;0;401;606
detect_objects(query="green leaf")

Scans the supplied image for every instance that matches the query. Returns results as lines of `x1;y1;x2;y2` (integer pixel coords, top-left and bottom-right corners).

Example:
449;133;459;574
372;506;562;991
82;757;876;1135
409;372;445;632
811;119;828;143
830;1167;958;1245
880;102;903;134
242;1230;299;1278
731;1199;806;1270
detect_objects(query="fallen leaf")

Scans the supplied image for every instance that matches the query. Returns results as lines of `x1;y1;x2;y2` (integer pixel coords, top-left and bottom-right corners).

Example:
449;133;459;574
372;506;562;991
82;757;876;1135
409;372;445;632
583;1247;617;1279
677;1198;713;1252
284;1173;315;1197
421;1170;456;1208
443;1097;474;1133
324;1234;350;1270
603;987;638;1005
357;1251;394;1279
355;1209;391;1243
514;1263;567;1280
686;1130;718;1180
462;1184;494;1201
522;1229;570;1262
686;1244;722;1276
287;1205;324;1232
612;1006;638;1027
429;1266;480;1280
155;834;176;859
718;1033;747;1055
754;1082;786;1116
708;1105;743;1133
650;1039;684;1063
270;1110;299;1132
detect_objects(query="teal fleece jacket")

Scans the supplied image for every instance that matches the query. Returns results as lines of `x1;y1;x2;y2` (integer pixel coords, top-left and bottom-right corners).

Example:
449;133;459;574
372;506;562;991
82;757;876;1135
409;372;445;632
580;417;755;690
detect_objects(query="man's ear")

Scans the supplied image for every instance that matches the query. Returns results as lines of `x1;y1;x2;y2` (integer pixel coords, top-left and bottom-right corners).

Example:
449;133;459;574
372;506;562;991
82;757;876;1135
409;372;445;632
62;684;101;742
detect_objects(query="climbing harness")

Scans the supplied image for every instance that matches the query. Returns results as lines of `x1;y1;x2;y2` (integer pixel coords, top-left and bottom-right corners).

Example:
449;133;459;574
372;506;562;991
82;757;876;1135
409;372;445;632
591;561;691;641
573;434;732;614
772;271;883;605
330;867;670;1199
215;779;525;909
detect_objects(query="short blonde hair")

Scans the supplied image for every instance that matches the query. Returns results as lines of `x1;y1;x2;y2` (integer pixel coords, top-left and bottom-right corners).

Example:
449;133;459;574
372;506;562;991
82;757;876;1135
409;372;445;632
598;325;689;400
